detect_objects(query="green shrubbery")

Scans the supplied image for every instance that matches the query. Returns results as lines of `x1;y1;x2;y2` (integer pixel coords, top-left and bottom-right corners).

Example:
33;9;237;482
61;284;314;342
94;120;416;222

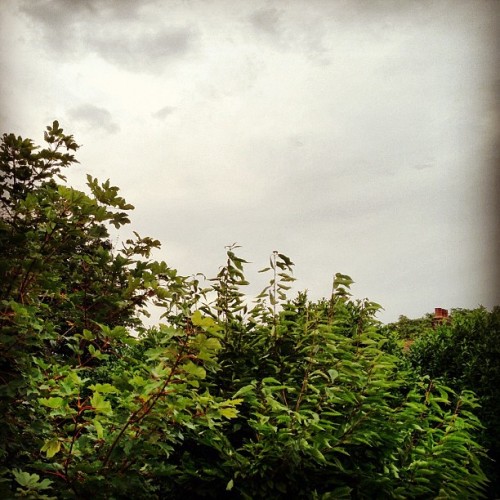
405;307;500;498
0;124;492;498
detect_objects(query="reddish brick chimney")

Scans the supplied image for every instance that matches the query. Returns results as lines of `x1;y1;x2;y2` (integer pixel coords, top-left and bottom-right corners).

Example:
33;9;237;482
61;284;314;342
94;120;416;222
433;308;449;327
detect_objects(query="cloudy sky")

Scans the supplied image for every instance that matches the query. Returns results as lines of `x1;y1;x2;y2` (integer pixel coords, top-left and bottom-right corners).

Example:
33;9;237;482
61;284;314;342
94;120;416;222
1;0;498;322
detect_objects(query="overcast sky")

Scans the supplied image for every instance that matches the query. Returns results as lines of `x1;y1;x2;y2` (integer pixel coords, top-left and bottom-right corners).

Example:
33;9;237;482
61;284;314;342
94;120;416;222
1;0;498;323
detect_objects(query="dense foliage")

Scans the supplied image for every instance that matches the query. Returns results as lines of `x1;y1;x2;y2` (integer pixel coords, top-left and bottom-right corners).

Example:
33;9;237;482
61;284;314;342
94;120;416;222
397;308;500;498
0;124;491;498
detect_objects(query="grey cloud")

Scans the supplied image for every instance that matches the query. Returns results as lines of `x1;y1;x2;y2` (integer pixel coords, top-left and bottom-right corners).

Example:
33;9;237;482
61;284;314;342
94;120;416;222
19;0;91;54
19;0;197;72
152;106;176;120
67;104;119;134
245;1;485;65
248;7;282;36
21;0;146;26
89;28;197;73
325;0;444;31
246;5;328;63
93;0;150;21
288;136;304;148
413;163;434;171
21;0;93;27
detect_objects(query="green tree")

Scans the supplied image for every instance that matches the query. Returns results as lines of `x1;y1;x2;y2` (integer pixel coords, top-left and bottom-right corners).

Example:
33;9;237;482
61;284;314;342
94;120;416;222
0;123;236;497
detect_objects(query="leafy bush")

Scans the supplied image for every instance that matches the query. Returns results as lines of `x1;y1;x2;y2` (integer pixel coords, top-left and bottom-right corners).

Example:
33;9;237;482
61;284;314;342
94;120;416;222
0;124;489;498
408;307;500;498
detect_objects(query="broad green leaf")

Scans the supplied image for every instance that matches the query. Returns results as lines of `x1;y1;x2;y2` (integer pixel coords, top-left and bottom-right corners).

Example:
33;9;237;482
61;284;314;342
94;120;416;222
327;369;339;383
204;337;222;351
41;438;61;458
82;329;94;340
39;397;64;409
13;470;41;488
183;361;206;379
89;383;119;394
191;310;206;327
91;392;112;415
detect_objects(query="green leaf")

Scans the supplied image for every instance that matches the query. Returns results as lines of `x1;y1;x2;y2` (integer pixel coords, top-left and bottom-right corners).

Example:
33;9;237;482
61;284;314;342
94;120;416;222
331;486;352;498
89;383;119;394
183;361;206;380
13;470;41;488
233;384;256;398
204;337;222;351
220;407;239;419
41;438;61;458
219;398;243;419
12;469;52;490
191;310;205;326
93;419;104;439
328;369;339;383
39;397;64;409
191;310;222;335
82;329;94;340
91;392;113;415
